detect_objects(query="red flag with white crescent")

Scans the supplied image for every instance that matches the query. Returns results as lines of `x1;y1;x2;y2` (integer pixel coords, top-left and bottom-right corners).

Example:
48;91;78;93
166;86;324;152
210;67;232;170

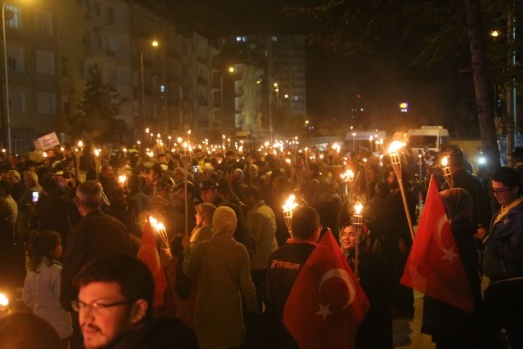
400;175;475;313
138;221;167;307
283;231;370;349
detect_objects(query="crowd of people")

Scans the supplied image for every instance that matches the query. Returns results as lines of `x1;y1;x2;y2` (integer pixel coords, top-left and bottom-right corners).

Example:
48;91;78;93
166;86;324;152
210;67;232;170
0;140;521;349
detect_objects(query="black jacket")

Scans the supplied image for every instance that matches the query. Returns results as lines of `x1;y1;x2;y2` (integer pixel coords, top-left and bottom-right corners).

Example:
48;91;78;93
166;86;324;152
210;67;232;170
60;209;133;311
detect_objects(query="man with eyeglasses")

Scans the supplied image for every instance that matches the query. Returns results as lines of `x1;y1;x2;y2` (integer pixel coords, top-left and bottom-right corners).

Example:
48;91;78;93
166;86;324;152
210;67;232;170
73;254;197;349
477;167;523;348
61;181;133;349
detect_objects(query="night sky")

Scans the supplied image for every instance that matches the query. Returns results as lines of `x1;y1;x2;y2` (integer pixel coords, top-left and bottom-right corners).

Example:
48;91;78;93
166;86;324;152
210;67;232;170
142;0;478;138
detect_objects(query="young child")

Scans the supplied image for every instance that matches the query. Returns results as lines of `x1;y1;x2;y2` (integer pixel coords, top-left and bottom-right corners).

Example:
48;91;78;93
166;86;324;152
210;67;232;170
23;230;72;349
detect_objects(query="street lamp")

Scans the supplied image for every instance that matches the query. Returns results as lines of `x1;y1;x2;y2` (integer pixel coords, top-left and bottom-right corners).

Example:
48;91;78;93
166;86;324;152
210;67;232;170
2;0;12;153
269;82;280;143
219;66;235;138
140;39;159;134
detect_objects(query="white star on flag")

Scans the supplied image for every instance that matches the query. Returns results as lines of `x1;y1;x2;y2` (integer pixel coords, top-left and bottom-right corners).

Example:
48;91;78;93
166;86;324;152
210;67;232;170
316;303;333;320
441;246;458;264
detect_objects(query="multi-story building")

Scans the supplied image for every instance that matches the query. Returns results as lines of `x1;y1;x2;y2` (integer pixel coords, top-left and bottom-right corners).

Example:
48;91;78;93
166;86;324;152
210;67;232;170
231;63;263;145
217;34;307;140
2;0;61;153
1;0;225;153
1;2;307;153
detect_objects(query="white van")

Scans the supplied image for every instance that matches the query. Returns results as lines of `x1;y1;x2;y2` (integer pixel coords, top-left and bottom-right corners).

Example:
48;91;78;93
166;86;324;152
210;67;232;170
344;130;387;154
407;126;450;153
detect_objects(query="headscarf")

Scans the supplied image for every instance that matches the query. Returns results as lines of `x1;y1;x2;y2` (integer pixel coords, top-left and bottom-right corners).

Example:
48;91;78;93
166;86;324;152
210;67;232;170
212;206;237;236
439;188;474;225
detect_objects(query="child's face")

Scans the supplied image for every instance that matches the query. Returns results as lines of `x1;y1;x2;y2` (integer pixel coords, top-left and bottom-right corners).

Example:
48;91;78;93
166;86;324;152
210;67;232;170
52;241;63;259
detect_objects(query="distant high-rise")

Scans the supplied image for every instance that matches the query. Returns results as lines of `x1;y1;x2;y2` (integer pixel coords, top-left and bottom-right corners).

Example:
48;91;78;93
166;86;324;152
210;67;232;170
217;35;307;139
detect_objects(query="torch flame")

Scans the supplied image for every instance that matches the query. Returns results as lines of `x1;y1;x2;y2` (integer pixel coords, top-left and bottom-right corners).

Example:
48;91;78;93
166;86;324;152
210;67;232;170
441;156;449;167
118;175;127;185
0;292;8;307
341;169;355;182
387;140;406;154
354;202;363;215
149;216;169;247
283;194;298;212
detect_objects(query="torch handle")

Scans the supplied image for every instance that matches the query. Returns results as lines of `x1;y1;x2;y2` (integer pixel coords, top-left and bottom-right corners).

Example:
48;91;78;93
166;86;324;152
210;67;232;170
397;179;416;241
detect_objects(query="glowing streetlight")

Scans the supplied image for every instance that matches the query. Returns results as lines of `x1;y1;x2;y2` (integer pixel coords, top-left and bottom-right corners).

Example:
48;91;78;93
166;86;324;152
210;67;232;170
140;40;160;131
489;30;500;38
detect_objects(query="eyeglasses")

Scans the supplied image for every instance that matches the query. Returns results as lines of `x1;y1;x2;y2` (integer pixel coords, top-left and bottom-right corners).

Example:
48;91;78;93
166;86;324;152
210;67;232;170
492;188;510;195
71;299;136;314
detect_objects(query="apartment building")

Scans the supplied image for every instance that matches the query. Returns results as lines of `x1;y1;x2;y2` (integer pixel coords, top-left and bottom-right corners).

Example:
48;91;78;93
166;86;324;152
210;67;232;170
1;0;223;153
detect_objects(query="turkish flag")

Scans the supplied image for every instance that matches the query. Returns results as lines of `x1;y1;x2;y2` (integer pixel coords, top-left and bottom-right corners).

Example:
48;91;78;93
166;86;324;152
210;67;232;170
400;175;475;313
283;231;370;349
138;221;167;307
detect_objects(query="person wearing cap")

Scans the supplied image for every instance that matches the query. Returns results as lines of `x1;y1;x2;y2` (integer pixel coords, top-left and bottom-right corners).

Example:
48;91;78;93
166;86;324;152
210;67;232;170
61;180;133;349
182;206;258;349
33;171;79;248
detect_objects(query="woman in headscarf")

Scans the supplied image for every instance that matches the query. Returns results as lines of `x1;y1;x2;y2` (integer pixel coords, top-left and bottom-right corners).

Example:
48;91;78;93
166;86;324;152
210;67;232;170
340;222;395;349
183;206;258;349
421;188;482;348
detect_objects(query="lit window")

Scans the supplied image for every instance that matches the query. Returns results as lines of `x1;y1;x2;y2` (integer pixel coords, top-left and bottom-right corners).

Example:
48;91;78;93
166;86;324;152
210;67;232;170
5;5;21;29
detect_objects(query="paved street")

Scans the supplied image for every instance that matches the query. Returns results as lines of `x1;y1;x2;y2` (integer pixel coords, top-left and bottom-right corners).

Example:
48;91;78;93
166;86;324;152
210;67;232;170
393;291;435;349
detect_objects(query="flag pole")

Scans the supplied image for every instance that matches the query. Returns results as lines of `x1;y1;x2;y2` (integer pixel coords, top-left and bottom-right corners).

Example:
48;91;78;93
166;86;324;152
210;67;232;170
388;141;415;241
